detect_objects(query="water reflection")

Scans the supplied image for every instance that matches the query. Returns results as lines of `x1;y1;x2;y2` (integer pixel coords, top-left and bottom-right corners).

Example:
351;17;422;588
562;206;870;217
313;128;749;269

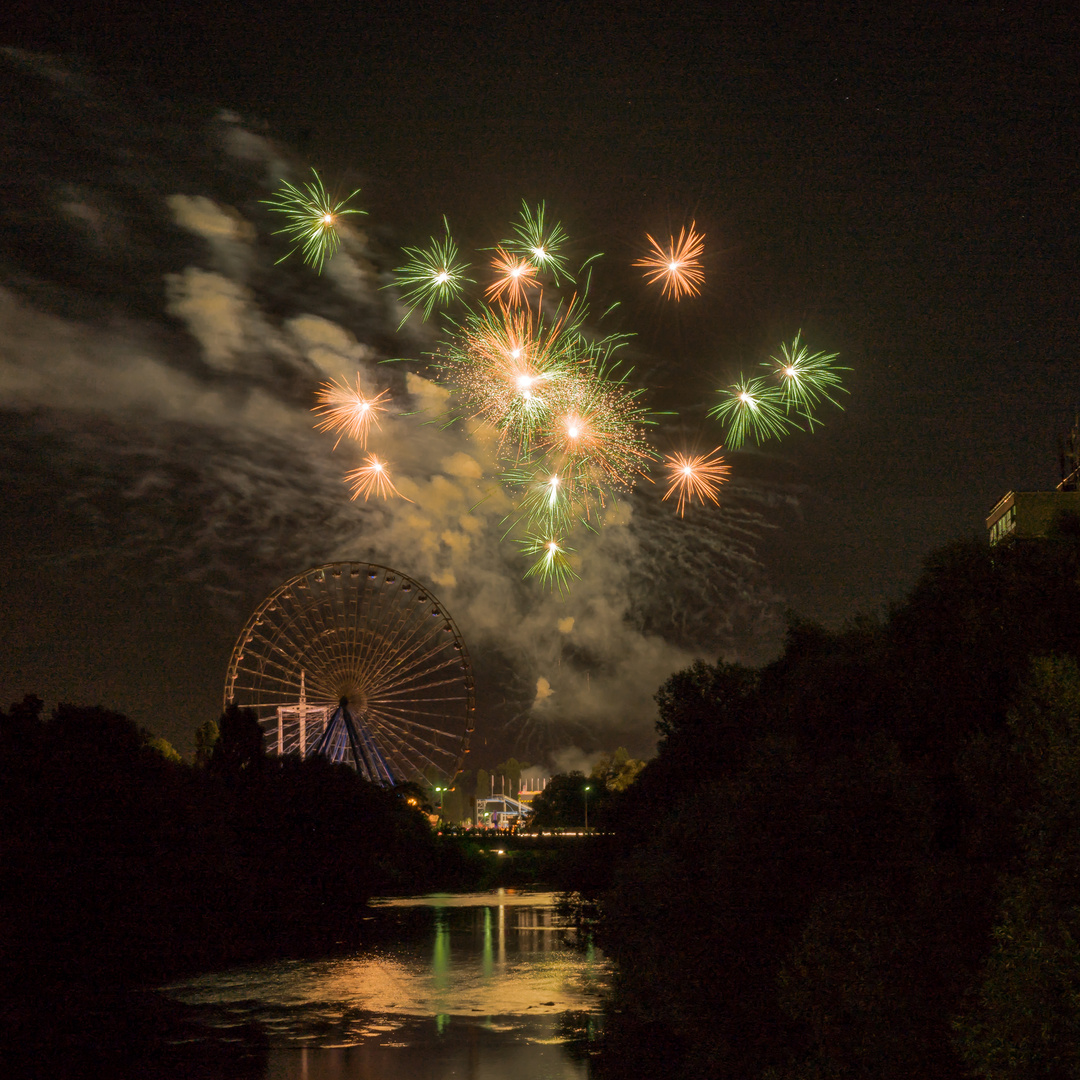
161;891;608;1079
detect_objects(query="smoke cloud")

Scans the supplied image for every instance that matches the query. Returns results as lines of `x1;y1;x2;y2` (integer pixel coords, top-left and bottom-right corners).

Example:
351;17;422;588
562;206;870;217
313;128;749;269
0;53;791;760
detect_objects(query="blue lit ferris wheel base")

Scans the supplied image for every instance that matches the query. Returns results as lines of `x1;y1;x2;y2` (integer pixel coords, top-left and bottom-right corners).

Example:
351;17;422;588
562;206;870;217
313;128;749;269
313;698;397;787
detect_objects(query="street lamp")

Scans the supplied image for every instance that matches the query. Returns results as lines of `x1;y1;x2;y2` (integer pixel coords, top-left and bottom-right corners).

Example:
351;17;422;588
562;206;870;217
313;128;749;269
583;784;591;833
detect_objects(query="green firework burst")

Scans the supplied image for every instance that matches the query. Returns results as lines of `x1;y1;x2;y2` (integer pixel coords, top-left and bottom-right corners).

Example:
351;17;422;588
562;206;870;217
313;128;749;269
507;201;574;284
520;533;579;593
765;331;848;428
708;375;797;448
263;169;364;273
393;217;473;326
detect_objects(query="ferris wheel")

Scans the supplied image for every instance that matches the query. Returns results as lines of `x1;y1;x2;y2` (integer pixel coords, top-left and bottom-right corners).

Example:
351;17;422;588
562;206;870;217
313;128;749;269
224;563;475;786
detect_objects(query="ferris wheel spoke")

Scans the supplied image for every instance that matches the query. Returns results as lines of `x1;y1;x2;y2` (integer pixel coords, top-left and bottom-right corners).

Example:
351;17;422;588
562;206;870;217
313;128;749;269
231;663;308;696
353;605;438;693
368;692;470;718
359;581;449;680
364;703;466;740
368;716;458;764
226;563;472;785
284;602;348;677
249;616;338;685
364;718;444;778
367;711;462;755
360;626;463;695
367;659;471;701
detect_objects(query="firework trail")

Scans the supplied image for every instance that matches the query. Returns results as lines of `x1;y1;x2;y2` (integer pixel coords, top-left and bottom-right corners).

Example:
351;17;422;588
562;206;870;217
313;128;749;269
520;533;578;593
765;331;849;426
633;223;706;300
506;201;574;285
710;332;847;447
708;375;796;448
440;302;581;459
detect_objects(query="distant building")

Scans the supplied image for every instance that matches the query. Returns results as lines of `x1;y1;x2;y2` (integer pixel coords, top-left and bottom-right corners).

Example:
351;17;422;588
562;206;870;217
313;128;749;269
987;422;1080;545
986;490;1080;545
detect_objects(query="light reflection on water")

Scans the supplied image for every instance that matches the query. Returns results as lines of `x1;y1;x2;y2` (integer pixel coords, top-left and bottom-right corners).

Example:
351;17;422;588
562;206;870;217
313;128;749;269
161;890;607;1079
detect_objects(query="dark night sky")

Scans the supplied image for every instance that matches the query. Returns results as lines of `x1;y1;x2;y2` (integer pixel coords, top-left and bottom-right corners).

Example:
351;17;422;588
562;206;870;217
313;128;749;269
2;2;1078;754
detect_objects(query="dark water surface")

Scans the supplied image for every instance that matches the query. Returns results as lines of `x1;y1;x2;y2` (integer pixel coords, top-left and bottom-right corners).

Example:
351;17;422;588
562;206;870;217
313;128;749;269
156;890;609;1079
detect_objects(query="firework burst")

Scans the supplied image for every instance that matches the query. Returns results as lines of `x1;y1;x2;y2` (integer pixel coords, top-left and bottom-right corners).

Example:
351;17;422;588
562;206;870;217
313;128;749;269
708;375;794;447
520;533;578;593
485;247;540;306
633;222;705;300
312;378;390;449
765;331;848;426
262;169;364;273
530;367;655;516
504;466;575;535
662;447;730;517
507;201;574;285
708;375;796;448
392;217;472;326
441;303;584;456
345;456;411;502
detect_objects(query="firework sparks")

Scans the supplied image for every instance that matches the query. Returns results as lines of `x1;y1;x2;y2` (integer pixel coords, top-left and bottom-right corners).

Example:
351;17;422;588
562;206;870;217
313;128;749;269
633;223;705;300
765;331;848;426
662;448;730;517
392;217;472;326
345;456;411;502
503;465;575;535
485;247;540;306
441;303;582;455
507;201;573;284
312;378;390;449
262;169;364;274
520;533;578;593
708;375;796;448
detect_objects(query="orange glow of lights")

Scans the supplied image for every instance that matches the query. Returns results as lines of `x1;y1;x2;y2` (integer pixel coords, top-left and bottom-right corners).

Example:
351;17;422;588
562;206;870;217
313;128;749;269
633;223;706;300
662;447;730;517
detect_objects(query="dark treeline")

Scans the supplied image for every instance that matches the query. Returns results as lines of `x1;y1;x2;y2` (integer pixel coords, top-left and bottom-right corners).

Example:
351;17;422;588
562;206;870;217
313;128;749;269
0;701;484;998
584;536;1080;1079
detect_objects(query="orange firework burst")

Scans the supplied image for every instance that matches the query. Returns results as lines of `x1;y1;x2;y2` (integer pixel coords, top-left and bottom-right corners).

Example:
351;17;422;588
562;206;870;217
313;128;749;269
662;447;729;516
633;223;706;300
485;246;540;306
345;456;411;502
313;377;390;449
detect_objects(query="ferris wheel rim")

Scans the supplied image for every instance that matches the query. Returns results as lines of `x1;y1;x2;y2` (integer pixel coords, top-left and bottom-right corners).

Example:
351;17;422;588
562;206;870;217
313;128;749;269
223;561;475;784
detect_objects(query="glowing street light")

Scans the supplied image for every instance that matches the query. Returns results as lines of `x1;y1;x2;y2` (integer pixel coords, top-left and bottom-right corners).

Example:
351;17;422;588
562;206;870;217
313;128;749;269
584;784;592;833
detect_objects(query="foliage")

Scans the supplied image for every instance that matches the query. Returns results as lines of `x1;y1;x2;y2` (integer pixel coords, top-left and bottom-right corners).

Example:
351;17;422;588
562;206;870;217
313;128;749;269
0;700;442;991
955;656;1080;1078
208;702;266;777
193;718;219;767
590;535;1080;1078
590;747;646;792
528;771;605;829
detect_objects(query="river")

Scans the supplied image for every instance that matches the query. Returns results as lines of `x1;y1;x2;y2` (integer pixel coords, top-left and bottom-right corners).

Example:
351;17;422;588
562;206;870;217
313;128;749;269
157;889;610;1079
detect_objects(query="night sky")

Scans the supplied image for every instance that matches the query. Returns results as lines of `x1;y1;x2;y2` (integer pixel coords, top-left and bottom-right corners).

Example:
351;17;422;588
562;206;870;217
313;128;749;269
2;3;1078;757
